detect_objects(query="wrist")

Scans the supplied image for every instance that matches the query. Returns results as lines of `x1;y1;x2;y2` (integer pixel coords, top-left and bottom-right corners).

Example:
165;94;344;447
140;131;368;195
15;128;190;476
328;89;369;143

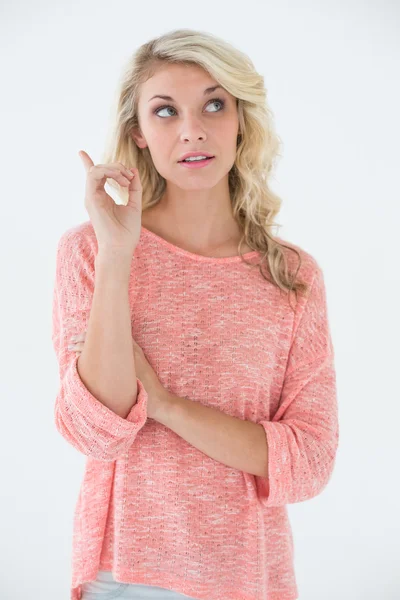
155;391;177;426
96;248;134;267
95;249;133;283
96;245;135;260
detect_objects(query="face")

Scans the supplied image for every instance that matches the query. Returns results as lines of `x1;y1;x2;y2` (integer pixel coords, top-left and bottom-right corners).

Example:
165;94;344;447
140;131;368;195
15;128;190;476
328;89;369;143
131;63;240;190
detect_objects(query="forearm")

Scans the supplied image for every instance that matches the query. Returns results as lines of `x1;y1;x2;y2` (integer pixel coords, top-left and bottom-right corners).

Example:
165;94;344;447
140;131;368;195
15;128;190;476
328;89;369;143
158;393;269;478
77;249;137;419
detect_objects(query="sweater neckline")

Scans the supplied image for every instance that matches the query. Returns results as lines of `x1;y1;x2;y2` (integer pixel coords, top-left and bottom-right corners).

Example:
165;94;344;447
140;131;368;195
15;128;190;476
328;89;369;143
140;225;260;264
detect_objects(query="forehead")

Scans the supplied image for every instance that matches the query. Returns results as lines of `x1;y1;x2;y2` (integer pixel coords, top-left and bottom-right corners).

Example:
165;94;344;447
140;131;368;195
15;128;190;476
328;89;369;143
140;63;224;99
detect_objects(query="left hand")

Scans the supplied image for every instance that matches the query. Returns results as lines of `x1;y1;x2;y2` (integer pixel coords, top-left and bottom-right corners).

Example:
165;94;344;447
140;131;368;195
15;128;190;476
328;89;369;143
68;331;169;421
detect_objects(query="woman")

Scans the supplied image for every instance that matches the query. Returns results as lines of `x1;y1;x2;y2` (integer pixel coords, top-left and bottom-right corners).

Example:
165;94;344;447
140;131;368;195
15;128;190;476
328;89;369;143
52;28;339;600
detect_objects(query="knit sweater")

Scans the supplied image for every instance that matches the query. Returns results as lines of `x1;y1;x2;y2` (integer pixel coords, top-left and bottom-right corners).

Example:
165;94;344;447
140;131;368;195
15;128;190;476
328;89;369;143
51;221;339;600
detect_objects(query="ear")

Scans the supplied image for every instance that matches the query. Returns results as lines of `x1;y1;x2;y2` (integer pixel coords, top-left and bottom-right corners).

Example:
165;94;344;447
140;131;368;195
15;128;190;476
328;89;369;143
131;127;148;150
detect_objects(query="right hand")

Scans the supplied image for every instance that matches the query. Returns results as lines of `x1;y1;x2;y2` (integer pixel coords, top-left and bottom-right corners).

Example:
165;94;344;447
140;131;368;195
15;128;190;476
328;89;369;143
79;150;143;254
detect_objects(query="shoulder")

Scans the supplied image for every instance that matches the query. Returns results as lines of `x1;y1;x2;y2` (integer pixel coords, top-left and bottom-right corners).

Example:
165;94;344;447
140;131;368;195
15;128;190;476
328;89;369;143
273;234;322;283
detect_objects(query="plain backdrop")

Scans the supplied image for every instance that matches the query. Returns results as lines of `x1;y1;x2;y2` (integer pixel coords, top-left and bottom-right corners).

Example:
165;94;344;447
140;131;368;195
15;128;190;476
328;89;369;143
1;1;399;598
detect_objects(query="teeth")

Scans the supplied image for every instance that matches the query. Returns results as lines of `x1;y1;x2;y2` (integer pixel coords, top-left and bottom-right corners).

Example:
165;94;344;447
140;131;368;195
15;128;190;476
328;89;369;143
183;156;209;162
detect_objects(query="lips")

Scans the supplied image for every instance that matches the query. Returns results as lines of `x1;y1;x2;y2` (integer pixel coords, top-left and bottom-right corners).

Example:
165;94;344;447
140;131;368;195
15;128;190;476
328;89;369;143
178;152;215;162
179;156;214;163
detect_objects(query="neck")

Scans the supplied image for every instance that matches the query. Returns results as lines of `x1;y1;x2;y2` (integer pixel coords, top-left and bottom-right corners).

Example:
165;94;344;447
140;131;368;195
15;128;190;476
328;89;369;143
148;181;241;251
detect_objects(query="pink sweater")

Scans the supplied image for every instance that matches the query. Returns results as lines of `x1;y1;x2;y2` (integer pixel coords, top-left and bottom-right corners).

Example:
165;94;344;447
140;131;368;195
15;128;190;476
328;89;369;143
52;221;339;600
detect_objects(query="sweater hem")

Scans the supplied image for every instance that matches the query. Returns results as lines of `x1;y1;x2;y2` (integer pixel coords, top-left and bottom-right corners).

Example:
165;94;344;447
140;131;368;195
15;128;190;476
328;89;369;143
71;567;299;600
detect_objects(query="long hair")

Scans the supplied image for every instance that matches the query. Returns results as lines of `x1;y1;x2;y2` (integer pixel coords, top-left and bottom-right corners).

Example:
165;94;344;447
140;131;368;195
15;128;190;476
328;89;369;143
100;28;309;310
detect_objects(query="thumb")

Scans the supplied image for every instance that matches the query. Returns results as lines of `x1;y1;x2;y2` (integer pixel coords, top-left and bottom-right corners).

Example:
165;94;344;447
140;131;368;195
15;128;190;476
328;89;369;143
78;150;94;173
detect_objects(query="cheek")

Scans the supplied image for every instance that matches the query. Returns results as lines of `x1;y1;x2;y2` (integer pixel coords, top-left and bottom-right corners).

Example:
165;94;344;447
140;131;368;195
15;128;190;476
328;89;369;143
221;111;239;135
148;132;173;160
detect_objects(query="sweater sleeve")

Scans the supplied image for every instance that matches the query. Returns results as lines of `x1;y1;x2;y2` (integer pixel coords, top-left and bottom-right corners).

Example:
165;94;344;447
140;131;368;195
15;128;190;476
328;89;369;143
51;229;148;462
255;264;339;507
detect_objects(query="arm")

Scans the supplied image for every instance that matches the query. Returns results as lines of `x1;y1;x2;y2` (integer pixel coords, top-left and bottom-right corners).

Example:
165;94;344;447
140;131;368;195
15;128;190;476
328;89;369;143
78;249;139;419
52;229;148;461
157;264;339;508
256;351;338;506
253;264;339;506
157;393;269;478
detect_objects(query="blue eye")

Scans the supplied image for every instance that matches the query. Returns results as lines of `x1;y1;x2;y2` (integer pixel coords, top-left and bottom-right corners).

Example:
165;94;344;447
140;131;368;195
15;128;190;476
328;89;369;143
154;97;225;118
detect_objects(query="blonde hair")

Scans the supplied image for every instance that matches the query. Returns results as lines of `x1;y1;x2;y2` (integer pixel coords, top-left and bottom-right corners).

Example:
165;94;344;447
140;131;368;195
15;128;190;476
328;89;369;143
101;28;309;310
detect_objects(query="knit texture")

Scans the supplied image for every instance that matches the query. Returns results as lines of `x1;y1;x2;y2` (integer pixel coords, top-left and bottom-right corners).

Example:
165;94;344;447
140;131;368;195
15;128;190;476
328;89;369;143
52;221;339;600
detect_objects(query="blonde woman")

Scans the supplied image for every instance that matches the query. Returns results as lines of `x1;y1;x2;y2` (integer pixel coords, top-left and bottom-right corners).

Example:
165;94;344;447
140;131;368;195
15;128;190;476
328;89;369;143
52;28;339;600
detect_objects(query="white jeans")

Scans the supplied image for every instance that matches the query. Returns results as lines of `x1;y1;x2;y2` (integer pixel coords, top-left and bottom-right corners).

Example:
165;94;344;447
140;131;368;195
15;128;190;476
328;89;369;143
81;570;201;600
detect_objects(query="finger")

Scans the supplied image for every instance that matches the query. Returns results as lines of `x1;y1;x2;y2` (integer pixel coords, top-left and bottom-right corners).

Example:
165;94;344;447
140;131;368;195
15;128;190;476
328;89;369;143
103;164;134;183
69;342;84;351
70;333;86;342
78;150;95;173
90;166;132;187
115;162;135;181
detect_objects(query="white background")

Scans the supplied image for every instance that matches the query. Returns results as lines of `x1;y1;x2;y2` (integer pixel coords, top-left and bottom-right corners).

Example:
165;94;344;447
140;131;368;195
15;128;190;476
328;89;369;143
1;0;399;598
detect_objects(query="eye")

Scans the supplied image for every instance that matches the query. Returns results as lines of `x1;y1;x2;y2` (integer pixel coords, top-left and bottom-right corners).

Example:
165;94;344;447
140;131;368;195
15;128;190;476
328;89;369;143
154;97;225;118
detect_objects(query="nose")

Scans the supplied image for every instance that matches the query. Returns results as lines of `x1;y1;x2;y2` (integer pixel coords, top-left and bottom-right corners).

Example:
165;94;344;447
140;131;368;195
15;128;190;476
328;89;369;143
179;115;207;143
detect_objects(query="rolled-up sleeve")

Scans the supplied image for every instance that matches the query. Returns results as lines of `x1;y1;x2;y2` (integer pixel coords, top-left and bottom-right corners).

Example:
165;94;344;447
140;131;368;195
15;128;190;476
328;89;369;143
255;264;339;507
51;229;148;462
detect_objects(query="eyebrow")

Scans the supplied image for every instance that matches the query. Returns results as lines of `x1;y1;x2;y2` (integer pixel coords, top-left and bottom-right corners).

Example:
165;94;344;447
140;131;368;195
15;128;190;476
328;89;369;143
148;85;224;102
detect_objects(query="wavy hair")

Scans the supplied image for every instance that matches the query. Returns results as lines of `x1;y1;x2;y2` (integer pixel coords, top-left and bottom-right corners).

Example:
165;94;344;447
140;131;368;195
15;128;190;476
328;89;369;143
100;28;309;310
